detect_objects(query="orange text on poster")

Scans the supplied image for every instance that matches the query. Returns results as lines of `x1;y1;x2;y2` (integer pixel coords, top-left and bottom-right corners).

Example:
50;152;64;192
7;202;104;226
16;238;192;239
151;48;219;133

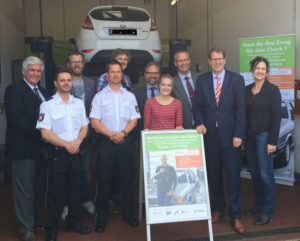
176;148;203;168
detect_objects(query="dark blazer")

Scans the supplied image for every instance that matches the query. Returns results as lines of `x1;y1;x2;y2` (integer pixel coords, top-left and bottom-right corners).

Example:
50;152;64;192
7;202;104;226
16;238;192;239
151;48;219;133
132;86;148;141
172;72;199;129
192;69;246;141
4;79;49;160
246;80;281;145
71;75;96;117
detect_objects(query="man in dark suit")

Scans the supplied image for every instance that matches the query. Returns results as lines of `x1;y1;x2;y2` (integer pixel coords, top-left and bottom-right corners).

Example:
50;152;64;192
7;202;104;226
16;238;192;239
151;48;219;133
133;61;160;141
192;47;246;233
172;50;199;129
4;56;49;241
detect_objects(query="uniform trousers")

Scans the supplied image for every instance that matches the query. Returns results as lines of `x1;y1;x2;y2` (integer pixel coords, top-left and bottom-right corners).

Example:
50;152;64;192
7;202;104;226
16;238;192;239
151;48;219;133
45;150;82;233
95;135;134;223
204;127;242;220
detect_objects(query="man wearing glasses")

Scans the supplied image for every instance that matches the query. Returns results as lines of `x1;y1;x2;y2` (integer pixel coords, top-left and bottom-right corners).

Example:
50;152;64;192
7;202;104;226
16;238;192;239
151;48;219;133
192;47;246;234
60;52;96;220
133;61;160;141
173;50;199;129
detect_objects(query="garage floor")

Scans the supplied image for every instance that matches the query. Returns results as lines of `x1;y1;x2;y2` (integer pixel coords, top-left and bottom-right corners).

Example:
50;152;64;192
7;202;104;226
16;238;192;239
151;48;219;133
0;164;299;241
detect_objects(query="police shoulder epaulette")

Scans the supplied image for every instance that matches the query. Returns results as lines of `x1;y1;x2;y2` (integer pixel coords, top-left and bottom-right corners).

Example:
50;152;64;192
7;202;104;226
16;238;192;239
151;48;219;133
45;96;53;101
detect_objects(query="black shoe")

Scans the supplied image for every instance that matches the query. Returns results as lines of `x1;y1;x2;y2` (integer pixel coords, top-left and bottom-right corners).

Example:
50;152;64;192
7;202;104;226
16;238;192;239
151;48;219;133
253;215;274;225
21;231;35;241
95;220;106;233
67;224;91;234
45;232;56;241
244;207;261;216
122;216;139;227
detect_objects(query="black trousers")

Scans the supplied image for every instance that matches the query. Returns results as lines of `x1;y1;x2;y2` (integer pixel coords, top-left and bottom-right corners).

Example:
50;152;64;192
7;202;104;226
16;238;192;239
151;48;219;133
45;150;82;233
95;136;134;223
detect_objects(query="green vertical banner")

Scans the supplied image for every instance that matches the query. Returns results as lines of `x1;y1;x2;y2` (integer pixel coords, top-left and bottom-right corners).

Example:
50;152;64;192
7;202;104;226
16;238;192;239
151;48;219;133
239;35;295;186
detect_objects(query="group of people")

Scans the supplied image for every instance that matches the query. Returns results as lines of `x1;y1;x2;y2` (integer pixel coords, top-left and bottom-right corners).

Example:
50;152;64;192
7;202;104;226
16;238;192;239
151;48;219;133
4;46;281;241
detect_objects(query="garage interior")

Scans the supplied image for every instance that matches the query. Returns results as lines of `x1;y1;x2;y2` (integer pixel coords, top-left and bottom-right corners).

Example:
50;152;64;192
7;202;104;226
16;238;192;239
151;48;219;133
0;0;300;240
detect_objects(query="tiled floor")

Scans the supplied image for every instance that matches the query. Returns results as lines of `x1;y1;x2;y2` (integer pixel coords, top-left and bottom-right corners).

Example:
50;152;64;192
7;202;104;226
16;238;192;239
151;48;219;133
0;170;299;241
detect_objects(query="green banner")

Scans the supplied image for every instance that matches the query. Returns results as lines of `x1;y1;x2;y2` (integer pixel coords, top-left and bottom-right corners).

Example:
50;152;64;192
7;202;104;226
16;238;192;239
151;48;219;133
145;133;201;151
239;35;295;72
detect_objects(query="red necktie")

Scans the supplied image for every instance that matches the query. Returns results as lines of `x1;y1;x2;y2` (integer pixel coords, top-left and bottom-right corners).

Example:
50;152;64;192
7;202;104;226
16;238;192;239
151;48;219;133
184;76;194;103
215;76;221;106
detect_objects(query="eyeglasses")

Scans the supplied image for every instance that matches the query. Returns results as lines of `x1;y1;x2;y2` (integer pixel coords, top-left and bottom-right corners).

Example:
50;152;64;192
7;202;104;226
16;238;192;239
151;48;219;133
69;61;84;64
210;58;224;62
145;72;160;75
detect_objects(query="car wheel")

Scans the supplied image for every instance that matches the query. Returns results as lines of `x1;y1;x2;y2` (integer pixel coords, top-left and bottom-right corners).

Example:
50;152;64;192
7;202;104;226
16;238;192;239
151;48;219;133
285;142;291;164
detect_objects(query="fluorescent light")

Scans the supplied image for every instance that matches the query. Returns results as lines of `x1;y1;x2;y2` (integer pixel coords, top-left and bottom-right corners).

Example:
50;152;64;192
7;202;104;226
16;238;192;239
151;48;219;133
170;0;179;6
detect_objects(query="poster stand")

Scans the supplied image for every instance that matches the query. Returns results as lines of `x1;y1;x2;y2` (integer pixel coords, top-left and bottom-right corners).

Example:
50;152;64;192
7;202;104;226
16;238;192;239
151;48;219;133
138;130;214;241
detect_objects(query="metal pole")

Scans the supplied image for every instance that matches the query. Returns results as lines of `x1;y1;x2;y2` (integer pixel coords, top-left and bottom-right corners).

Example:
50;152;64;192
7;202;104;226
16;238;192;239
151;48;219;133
39;0;43;37
175;2;178;39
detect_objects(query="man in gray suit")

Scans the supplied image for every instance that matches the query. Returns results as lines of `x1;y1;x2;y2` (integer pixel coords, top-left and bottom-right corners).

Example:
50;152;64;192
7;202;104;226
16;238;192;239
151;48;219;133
61;52;96;219
172;50;199;129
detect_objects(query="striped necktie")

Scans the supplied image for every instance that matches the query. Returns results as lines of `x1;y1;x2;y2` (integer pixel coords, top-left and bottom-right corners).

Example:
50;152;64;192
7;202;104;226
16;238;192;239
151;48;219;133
215;76;221;106
33;87;42;101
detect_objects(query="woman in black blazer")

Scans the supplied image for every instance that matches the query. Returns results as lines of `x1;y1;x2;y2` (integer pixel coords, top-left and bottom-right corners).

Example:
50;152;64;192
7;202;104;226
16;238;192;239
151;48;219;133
244;56;281;225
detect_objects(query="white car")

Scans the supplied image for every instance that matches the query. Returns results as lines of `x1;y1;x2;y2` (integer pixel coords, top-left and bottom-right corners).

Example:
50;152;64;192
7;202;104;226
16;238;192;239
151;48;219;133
76;5;161;77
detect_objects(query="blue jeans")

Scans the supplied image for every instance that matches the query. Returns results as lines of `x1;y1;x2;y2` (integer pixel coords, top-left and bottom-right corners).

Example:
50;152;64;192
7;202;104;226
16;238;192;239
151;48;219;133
245;132;276;217
157;189;172;206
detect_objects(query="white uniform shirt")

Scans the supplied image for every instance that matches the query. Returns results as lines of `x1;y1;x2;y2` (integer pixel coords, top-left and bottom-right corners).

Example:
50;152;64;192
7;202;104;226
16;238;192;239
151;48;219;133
90;85;140;133
36;93;89;142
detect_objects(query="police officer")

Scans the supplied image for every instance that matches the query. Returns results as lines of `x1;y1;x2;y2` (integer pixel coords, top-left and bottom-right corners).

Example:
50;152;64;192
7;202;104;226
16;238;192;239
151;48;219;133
36;68;91;241
90;60;140;233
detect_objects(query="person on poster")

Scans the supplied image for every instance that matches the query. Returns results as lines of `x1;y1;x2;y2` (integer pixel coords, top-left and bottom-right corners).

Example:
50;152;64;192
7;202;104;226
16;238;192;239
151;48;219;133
244;56;281;225
192;47;246;233
153;154;177;206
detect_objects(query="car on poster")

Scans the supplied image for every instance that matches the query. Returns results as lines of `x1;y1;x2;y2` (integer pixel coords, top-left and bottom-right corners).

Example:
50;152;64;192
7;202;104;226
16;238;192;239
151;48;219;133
147;168;202;207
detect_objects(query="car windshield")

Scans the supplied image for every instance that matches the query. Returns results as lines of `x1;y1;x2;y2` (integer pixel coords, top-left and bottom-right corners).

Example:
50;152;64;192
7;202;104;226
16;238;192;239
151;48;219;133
90;8;149;22
177;171;188;184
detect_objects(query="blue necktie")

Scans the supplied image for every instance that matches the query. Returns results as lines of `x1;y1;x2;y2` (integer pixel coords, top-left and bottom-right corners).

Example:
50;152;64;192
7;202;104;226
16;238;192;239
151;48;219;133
150;87;156;98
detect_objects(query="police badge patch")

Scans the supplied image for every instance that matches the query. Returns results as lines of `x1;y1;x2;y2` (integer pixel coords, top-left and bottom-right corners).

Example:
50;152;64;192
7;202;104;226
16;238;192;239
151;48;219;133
135;106;140;113
38;113;45;121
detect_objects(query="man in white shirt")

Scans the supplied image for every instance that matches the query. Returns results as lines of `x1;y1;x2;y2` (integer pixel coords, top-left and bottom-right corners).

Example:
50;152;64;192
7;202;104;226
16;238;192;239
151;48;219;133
90;60;140;233
37;68;91;241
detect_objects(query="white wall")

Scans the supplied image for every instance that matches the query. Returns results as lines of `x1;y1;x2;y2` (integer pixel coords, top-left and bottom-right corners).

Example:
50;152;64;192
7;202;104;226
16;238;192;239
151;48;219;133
0;0;25;144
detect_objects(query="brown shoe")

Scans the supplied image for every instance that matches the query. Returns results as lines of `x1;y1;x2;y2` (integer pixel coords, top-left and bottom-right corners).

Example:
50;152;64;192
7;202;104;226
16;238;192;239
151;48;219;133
232;219;246;234
211;211;225;223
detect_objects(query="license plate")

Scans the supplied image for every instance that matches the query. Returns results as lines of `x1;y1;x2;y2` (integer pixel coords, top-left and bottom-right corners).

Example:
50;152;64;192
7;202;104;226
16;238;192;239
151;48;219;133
109;29;137;35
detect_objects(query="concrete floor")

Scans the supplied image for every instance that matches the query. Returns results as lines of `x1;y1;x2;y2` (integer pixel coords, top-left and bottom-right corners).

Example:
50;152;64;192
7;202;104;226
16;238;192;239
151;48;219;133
0;168;300;241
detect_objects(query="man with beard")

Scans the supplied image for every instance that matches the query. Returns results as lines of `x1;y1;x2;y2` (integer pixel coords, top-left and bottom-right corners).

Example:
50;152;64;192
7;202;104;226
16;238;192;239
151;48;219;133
59;52;96;220
133;61;160;141
37;69;91;241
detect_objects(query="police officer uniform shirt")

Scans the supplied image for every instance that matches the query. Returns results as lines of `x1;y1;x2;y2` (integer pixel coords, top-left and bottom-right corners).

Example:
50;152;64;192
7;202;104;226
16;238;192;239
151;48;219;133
90;86;140;131
36;93;89;141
